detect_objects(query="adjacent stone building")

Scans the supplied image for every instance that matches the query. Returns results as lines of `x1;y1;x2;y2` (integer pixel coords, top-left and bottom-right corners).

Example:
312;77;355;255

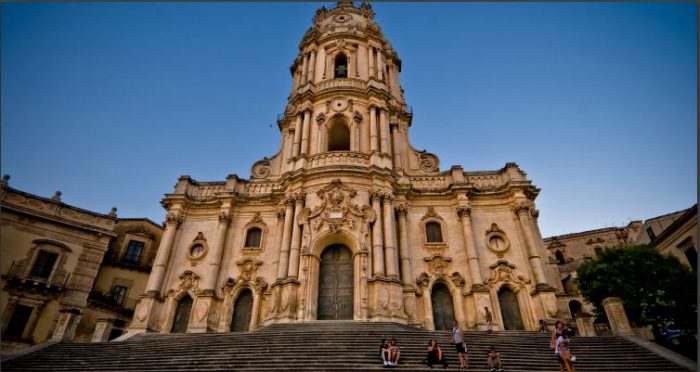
128;1;570;337
0;176;162;353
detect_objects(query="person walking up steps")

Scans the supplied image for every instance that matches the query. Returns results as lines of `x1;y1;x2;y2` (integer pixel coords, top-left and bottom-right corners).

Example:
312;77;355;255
452;320;468;369
484;307;493;333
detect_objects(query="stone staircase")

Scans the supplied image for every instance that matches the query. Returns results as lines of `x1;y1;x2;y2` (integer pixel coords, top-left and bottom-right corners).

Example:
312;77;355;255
1;321;689;371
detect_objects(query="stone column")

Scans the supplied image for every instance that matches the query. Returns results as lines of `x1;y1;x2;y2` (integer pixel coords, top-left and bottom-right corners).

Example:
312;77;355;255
457;207;486;290
276;198;295;279
319;48;326;80
396;204;412;284
272;208;286;277
51;308;81;342
514;202;548;288
292;114;302;158
391;124;402;170
91;318;115;342
301;52;308;85
287;196;305;279
382;194;399;278
371;192;385;276
146;211;182;294
603;297;634;335
308;50;316;84
300;110;311;156
201;211;231;292
369;106;378;153
368;46;375;78
379;109;389;155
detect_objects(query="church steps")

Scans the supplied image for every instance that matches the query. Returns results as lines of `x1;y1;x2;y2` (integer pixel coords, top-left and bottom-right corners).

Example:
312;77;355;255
2;322;688;371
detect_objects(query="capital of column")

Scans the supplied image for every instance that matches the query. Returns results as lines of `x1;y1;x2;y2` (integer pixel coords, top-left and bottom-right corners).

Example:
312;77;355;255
456;207;471;219
396;203;408;218
381;193;394;205
165;211;184;227
218;211;232;224
284;196;296;208
294;193;306;206
512;200;532;216
370;190;383;203
276;207;286;220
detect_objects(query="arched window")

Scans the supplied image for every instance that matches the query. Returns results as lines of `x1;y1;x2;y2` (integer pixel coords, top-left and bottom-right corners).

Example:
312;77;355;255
569;300;582;318
328;122;350;151
555;250;565;265
29;249;59;280
425;222;443;243
244;228;262;248
334;54;348;78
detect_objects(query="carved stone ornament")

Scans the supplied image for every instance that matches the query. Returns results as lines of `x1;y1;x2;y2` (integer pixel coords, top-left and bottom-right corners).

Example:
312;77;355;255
547;238;566;249
420;206;443;222
485;260;530;288
450;272;466;289
484;223;510;258
166;212;184;226
245;212;266;228
252;159;271;179
424;254;452;279
316;112;327;124
178;270;200;293
353;110;363;123
308;179;367;234
418;152;439;173
512;200;533;215
415;272;430;296
236;259;263;282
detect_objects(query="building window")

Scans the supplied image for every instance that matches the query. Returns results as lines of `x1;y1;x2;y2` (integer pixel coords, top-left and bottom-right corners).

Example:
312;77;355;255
555;250;565;265
245;228;262;248
328;122;350;151
111;285;128;306
29;250;58;280
123;240;144;264
425;222;443;243
334;53;348;78
646;226;656;241
4;305;33;339
684;246;697;271
594;246;603;256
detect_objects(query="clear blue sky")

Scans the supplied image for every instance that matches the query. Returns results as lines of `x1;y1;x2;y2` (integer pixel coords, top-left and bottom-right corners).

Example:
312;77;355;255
2;2;696;237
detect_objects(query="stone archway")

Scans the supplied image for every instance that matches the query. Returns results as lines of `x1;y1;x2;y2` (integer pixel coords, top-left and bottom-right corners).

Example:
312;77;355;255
170;294;193;333
498;286;524;330
317;244;354;320
431;282;455;330
230;289;253;332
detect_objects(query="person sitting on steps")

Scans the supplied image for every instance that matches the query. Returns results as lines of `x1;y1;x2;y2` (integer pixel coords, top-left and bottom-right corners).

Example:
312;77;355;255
425;339;448;369
388;338;401;367
380;339;391;367
487;345;505;372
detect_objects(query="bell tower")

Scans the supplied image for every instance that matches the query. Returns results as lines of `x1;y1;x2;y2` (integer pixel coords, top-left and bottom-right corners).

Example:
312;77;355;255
271;1;415;176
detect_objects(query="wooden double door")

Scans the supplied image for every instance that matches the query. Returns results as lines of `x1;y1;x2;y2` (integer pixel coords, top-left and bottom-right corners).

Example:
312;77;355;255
317;245;353;320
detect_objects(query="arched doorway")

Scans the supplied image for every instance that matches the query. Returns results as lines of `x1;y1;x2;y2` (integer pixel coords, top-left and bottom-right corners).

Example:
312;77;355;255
328;121;350;151
230;289;253;332
431;283;455;330
498;286;524;330
170;294;193;333
568;300;582;319
317;245;353;320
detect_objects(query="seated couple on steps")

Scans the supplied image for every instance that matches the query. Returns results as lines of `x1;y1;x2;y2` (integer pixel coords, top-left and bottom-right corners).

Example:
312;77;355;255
380;339;401;367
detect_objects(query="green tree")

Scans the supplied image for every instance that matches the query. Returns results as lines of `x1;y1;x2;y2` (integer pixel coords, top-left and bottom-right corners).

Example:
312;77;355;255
575;245;696;330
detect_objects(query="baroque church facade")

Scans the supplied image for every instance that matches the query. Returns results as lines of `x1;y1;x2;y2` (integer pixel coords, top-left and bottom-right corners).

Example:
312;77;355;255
128;1;567;335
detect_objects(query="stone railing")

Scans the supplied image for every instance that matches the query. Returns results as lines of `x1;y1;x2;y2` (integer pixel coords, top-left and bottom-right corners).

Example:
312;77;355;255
467;174;506;189
409;176;448;190
308;152;370;168
185;184;225;200
242;183;274;195
315;78;367;93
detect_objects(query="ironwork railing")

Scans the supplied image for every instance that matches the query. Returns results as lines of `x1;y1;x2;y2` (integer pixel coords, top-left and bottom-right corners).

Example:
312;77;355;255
6;260;69;288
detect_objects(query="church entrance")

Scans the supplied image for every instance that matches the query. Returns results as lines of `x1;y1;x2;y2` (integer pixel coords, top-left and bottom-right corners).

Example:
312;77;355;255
317;245;353;320
431;283;455;330
170;294;192;333
230;289;253;332
498;286;524;330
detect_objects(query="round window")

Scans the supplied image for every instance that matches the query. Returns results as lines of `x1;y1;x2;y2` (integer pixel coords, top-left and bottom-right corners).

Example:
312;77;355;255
189;244;205;259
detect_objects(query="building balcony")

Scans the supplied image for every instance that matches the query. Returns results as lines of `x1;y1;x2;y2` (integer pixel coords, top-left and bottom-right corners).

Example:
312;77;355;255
102;251;153;273
3;260;69;291
315;78;367;93
88;288;137;317
307;151;370;168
